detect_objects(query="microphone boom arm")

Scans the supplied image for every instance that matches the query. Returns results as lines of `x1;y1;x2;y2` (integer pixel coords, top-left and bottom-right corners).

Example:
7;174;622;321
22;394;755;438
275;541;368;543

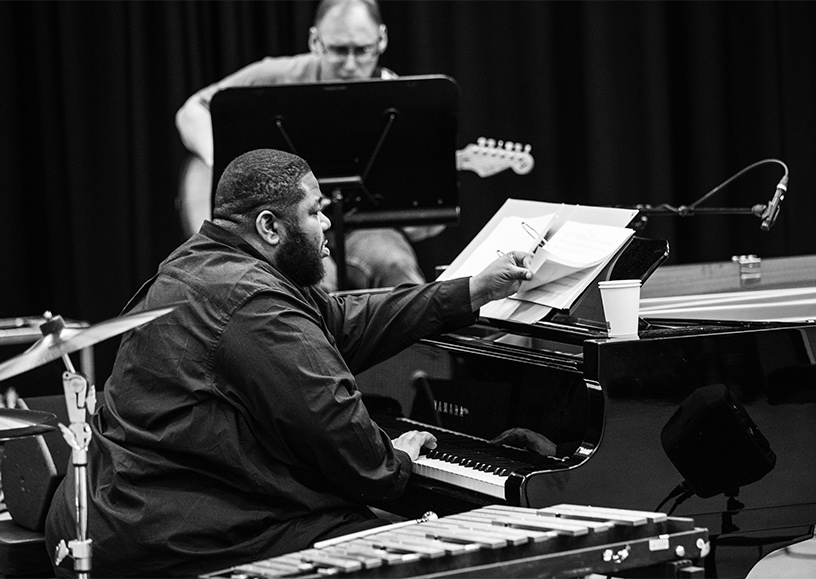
630;158;788;231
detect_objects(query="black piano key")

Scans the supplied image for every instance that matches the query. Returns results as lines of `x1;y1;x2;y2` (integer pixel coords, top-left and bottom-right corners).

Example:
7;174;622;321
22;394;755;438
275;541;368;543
382;417;548;476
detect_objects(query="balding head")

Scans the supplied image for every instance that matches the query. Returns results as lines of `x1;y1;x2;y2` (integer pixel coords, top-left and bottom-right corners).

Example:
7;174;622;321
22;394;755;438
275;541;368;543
308;0;387;81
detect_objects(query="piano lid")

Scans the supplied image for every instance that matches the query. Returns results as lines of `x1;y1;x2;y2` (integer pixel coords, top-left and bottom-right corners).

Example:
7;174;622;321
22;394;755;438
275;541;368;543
640;254;816;323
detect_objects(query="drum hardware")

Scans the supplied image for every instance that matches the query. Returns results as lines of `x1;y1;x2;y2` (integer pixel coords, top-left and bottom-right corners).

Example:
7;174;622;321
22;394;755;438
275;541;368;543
0;305;176;578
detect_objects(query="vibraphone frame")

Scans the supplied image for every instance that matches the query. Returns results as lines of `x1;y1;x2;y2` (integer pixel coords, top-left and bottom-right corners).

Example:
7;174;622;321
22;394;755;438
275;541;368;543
203;504;709;579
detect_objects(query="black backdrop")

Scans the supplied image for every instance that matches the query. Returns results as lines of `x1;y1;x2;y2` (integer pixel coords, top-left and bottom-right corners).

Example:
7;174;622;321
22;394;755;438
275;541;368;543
2;0;815;384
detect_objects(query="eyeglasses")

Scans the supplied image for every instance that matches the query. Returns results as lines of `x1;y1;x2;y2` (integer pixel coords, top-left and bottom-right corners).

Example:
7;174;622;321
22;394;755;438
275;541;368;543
315;36;381;63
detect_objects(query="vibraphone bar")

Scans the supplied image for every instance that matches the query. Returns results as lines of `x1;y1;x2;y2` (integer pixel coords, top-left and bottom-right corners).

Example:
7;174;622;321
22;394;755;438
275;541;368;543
203;504;709;579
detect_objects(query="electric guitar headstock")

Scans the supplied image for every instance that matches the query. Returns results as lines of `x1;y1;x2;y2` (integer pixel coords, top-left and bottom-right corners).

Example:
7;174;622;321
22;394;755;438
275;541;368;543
456;137;535;178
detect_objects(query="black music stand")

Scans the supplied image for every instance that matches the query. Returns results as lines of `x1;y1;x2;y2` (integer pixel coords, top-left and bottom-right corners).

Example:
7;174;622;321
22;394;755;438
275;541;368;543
210;75;461;289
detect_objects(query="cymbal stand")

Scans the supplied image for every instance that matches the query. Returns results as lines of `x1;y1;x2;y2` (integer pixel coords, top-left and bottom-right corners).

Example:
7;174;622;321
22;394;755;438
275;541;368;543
42;314;96;579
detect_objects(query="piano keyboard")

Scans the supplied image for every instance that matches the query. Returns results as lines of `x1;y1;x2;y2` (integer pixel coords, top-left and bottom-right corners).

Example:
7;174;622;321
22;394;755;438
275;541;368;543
413;454;507;500
203;504;709;578
381;417;567;502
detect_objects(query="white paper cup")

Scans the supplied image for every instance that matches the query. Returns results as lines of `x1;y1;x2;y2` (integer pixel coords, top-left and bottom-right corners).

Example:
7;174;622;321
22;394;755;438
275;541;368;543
598;279;642;338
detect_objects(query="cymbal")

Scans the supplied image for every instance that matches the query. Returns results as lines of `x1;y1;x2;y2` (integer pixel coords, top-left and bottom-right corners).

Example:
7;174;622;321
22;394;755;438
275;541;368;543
0;408;56;441
0;305;177;382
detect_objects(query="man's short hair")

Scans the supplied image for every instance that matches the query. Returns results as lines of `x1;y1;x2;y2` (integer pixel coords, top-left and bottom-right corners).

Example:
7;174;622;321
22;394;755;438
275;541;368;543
213;149;311;225
314;0;382;27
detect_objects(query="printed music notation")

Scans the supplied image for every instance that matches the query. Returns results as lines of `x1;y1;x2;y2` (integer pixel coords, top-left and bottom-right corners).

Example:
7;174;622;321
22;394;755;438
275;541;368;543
441;213;556;281
516;219;635;307
439;200;637;322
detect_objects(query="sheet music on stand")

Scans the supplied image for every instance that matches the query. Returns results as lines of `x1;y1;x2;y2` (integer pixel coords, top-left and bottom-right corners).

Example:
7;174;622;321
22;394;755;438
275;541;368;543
437;199;639;323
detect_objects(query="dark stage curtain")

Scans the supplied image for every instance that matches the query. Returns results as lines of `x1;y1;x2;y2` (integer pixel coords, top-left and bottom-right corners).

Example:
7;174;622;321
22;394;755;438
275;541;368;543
1;1;815;382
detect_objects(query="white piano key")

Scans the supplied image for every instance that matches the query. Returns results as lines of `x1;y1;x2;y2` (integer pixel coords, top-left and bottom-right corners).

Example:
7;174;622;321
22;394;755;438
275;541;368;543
413;456;507;500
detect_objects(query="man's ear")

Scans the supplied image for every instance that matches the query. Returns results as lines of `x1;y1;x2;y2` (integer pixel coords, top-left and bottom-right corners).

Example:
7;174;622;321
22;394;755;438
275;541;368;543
378;24;388;54
255;210;282;246
308;26;321;55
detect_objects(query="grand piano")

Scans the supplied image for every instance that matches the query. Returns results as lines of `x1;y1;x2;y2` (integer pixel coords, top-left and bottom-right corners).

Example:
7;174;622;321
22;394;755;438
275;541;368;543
357;239;816;560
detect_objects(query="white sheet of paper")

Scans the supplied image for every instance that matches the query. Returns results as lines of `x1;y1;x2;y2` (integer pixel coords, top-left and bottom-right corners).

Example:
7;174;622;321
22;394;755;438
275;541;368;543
522;221;636;289
480;296;553;323
444;213;555;279
438;199;640;323
515;226;635;310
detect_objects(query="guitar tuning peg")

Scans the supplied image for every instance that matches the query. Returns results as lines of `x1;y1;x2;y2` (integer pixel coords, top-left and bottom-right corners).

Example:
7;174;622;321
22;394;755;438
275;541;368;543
497;140;504;149
505;141;515;150
524;144;532;152
477;136;487;146
486;138;496;148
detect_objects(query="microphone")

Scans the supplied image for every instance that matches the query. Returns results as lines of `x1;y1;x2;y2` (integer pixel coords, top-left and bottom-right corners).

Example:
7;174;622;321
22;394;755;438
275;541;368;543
760;174;788;232
621;159;789;231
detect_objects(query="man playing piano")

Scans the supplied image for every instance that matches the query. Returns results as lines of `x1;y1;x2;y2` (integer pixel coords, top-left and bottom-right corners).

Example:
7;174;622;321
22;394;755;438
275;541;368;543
44;149;536;578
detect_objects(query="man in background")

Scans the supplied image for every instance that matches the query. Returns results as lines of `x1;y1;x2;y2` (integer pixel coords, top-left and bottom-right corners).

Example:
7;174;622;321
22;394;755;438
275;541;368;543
176;0;441;291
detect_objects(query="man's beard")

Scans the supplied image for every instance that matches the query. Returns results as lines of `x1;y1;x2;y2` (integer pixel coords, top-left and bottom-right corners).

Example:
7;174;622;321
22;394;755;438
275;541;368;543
276;221;326;287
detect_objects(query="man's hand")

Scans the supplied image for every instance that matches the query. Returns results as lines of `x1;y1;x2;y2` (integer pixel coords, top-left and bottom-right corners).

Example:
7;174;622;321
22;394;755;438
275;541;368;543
469;251;533;311
490;427;557;457
391;430;437;461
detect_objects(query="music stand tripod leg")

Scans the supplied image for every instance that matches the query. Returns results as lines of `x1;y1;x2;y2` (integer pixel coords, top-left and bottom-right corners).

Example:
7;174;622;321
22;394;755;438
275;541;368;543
53;354;96;579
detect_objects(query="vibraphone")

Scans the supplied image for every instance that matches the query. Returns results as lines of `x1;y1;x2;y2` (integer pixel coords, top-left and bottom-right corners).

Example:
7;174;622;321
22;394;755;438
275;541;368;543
203;504;710;578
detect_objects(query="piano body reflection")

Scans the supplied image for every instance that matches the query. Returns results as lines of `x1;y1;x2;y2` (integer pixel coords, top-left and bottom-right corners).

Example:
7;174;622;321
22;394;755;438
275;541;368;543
357;241;816;541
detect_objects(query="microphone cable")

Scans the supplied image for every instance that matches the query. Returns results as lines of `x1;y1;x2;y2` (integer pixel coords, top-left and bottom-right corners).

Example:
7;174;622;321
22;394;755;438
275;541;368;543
666;486;695;516
685;158;787;215
632;158;788;228
655;480;692;513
